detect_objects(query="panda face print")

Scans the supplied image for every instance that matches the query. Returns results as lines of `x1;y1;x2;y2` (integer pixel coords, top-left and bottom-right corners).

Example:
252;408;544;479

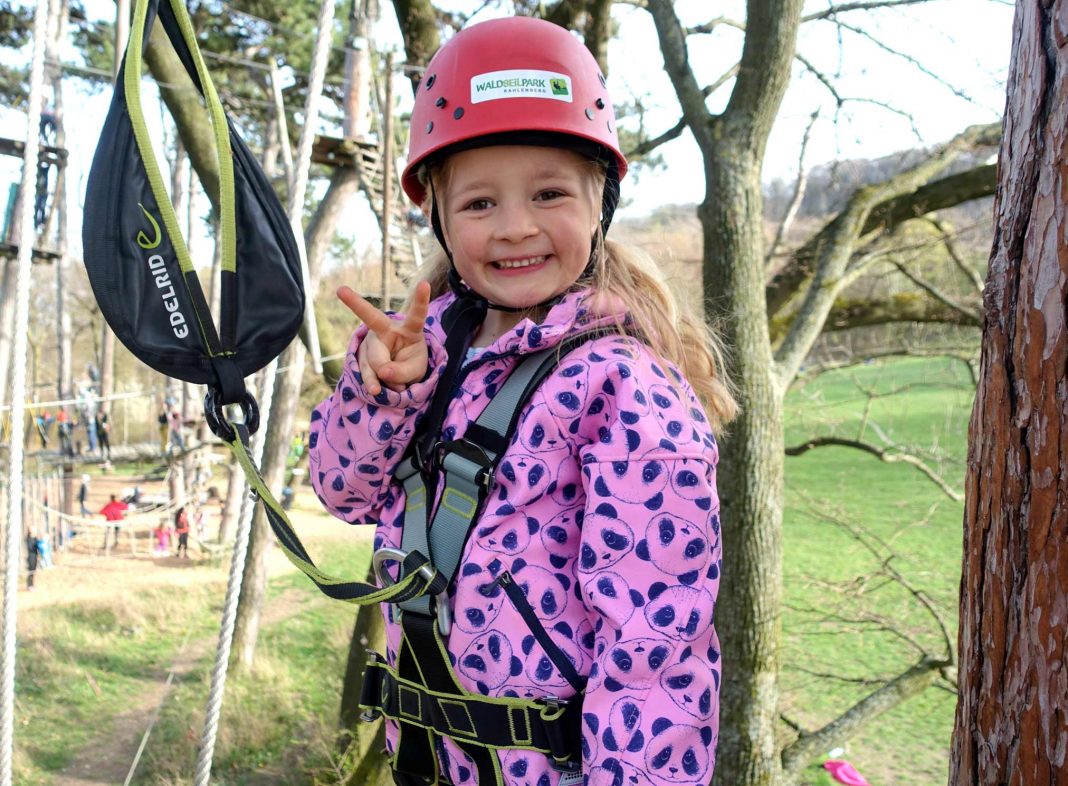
636;514;710;584
540;509;580;570
510;561;570;620
644;718;714;784
602;696;644;755
457;629;523;694
362;403;405;445
644;584;715;642
582;571;644;628
587;758;642;786
660;648;718;721
547;359;590;419
590;452;670;507
579;511;635;573
669;459;711;502
453;563;504;633
581;711;600;764
517;403;571;456
519;633;582;688
602;637;673;691
501;750;552;786
477;513;539;557
492;453;552;505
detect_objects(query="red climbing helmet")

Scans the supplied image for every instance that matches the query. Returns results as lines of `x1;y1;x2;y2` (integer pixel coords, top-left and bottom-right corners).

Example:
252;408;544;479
401;16;628;206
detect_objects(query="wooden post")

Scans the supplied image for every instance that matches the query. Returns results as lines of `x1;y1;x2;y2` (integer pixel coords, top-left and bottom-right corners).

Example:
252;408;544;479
380;52;394;309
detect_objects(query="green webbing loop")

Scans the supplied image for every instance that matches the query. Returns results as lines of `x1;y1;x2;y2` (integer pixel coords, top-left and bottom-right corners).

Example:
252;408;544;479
222;432;440;606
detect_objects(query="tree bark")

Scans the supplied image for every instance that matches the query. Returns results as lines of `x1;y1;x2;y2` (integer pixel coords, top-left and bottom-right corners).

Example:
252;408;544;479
391;0;440;89
949;2;1068;783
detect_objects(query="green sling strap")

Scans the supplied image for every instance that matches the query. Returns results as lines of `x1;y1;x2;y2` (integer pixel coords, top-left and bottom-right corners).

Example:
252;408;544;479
81;0;445;611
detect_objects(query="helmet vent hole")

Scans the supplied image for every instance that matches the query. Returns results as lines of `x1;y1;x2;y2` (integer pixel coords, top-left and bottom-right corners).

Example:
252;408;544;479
426;121;434;133
585;108;595;121
436;97;447;108
426;74;437;89
596;98;605;109
453;107;465;120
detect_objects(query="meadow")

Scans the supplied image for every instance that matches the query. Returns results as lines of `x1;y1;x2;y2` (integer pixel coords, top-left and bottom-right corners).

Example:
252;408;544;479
11;355;976;785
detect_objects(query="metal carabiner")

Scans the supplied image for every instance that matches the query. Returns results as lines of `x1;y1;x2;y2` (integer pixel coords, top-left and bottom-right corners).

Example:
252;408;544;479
371;547;452;636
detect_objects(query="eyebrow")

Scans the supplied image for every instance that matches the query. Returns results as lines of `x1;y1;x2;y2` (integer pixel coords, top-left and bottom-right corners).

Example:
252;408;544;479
450;167;582;197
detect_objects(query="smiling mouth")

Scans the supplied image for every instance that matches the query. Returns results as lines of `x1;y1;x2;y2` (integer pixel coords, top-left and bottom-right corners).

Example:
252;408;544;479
493;255;548;269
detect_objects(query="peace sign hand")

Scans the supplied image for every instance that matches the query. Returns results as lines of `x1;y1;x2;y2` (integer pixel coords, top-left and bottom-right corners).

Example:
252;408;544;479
337;281;433;396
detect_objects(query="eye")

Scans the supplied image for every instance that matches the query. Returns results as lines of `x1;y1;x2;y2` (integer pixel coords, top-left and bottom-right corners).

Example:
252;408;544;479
463;198;493;211
535;189;566;202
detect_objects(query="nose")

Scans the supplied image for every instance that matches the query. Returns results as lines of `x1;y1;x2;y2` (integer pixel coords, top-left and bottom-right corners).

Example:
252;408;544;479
492;201;539;243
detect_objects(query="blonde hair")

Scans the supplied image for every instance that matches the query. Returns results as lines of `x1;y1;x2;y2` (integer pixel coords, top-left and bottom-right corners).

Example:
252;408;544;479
407;155;739;435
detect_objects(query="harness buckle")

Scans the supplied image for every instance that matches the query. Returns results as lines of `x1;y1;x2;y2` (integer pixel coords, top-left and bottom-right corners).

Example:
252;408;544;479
438;438;495;489
538;695;582;773
371;547;452;636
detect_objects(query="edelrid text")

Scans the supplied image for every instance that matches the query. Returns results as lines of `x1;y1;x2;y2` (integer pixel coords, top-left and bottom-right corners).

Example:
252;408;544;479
147;255;190;339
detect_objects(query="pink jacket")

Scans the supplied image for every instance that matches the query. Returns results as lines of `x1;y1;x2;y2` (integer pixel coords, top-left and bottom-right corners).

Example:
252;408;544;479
310;289;721;786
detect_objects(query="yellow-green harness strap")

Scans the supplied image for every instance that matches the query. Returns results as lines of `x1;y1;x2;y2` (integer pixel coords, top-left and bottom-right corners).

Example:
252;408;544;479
222;430;446;606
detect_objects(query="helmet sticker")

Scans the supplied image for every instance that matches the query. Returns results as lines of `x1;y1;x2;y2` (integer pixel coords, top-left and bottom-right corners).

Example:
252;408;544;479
471;70;573;104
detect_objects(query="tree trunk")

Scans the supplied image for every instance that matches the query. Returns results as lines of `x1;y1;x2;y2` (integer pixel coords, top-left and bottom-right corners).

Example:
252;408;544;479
230;339;305;671
949;2;1068;783
49;0;73;407
391;0;439;90
704;137;788;786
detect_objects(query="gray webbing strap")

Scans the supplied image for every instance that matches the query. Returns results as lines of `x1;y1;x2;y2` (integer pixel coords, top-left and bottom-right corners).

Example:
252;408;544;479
394;339;595;628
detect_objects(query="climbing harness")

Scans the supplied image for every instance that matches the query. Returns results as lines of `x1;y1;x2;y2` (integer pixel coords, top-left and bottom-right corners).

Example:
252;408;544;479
348;296;620;785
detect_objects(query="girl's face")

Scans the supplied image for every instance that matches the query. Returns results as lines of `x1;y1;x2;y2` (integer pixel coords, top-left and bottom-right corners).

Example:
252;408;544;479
439;145;600;310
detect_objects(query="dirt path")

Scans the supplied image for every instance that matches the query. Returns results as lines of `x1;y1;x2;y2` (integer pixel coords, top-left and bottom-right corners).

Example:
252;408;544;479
20;485;374;786
50;586;323;786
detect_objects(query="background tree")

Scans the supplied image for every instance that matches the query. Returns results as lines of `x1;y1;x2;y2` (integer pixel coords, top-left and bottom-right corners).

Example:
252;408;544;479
949;1;1068;782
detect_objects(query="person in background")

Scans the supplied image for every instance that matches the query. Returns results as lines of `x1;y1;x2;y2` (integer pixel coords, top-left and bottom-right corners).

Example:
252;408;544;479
78;474;91;518
174;506;191;558
96;411;111;460
99;493;129;551
25;528;39;590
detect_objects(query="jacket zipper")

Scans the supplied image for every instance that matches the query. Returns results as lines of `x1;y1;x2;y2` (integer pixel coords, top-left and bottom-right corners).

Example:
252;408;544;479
481;571;585;694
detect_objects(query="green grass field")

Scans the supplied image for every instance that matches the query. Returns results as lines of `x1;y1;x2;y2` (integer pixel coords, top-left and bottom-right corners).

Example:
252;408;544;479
782;356;975;785
13;356;976;785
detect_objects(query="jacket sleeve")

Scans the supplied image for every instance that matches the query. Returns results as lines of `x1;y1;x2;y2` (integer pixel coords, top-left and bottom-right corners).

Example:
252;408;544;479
309;321;448;525
573;342;721;786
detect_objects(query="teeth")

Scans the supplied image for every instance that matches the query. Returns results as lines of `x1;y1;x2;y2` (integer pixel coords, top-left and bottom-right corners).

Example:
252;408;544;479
496;255;546;269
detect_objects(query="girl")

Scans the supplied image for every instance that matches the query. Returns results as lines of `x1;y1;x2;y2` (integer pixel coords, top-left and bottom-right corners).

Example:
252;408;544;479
311;16;736;786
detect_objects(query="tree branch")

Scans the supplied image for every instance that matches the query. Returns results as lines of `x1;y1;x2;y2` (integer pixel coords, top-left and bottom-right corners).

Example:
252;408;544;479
890;260;982;325
781;656;949;775
766;110;819;268
924;217;986;294
801;0;936;21
784;433;964;501
772;128;989;386
646;0;715;152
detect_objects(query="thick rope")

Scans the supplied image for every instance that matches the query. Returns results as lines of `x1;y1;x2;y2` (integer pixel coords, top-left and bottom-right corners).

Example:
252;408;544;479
0;0;50;782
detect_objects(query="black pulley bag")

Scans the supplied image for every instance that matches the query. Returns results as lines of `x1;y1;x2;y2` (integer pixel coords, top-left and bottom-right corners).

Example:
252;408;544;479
82;0;303;406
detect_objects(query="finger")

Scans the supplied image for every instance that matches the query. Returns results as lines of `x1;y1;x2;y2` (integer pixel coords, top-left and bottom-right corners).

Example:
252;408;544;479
357;344;382;396
400;281;432;337
338;286;395;336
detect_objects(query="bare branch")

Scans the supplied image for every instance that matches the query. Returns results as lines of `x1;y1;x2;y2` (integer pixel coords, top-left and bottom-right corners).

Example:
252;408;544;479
831;18;980;106
891;259;982;324
781;656;949;775
801;0;935;21
784;435;964;501
766;110;819;267
623;64;740;160
923;216;987;294
769;125;999;389
687;16;745;35
793;347;978;383
646;0;715;152
860;162;997;236
625;117;686;159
